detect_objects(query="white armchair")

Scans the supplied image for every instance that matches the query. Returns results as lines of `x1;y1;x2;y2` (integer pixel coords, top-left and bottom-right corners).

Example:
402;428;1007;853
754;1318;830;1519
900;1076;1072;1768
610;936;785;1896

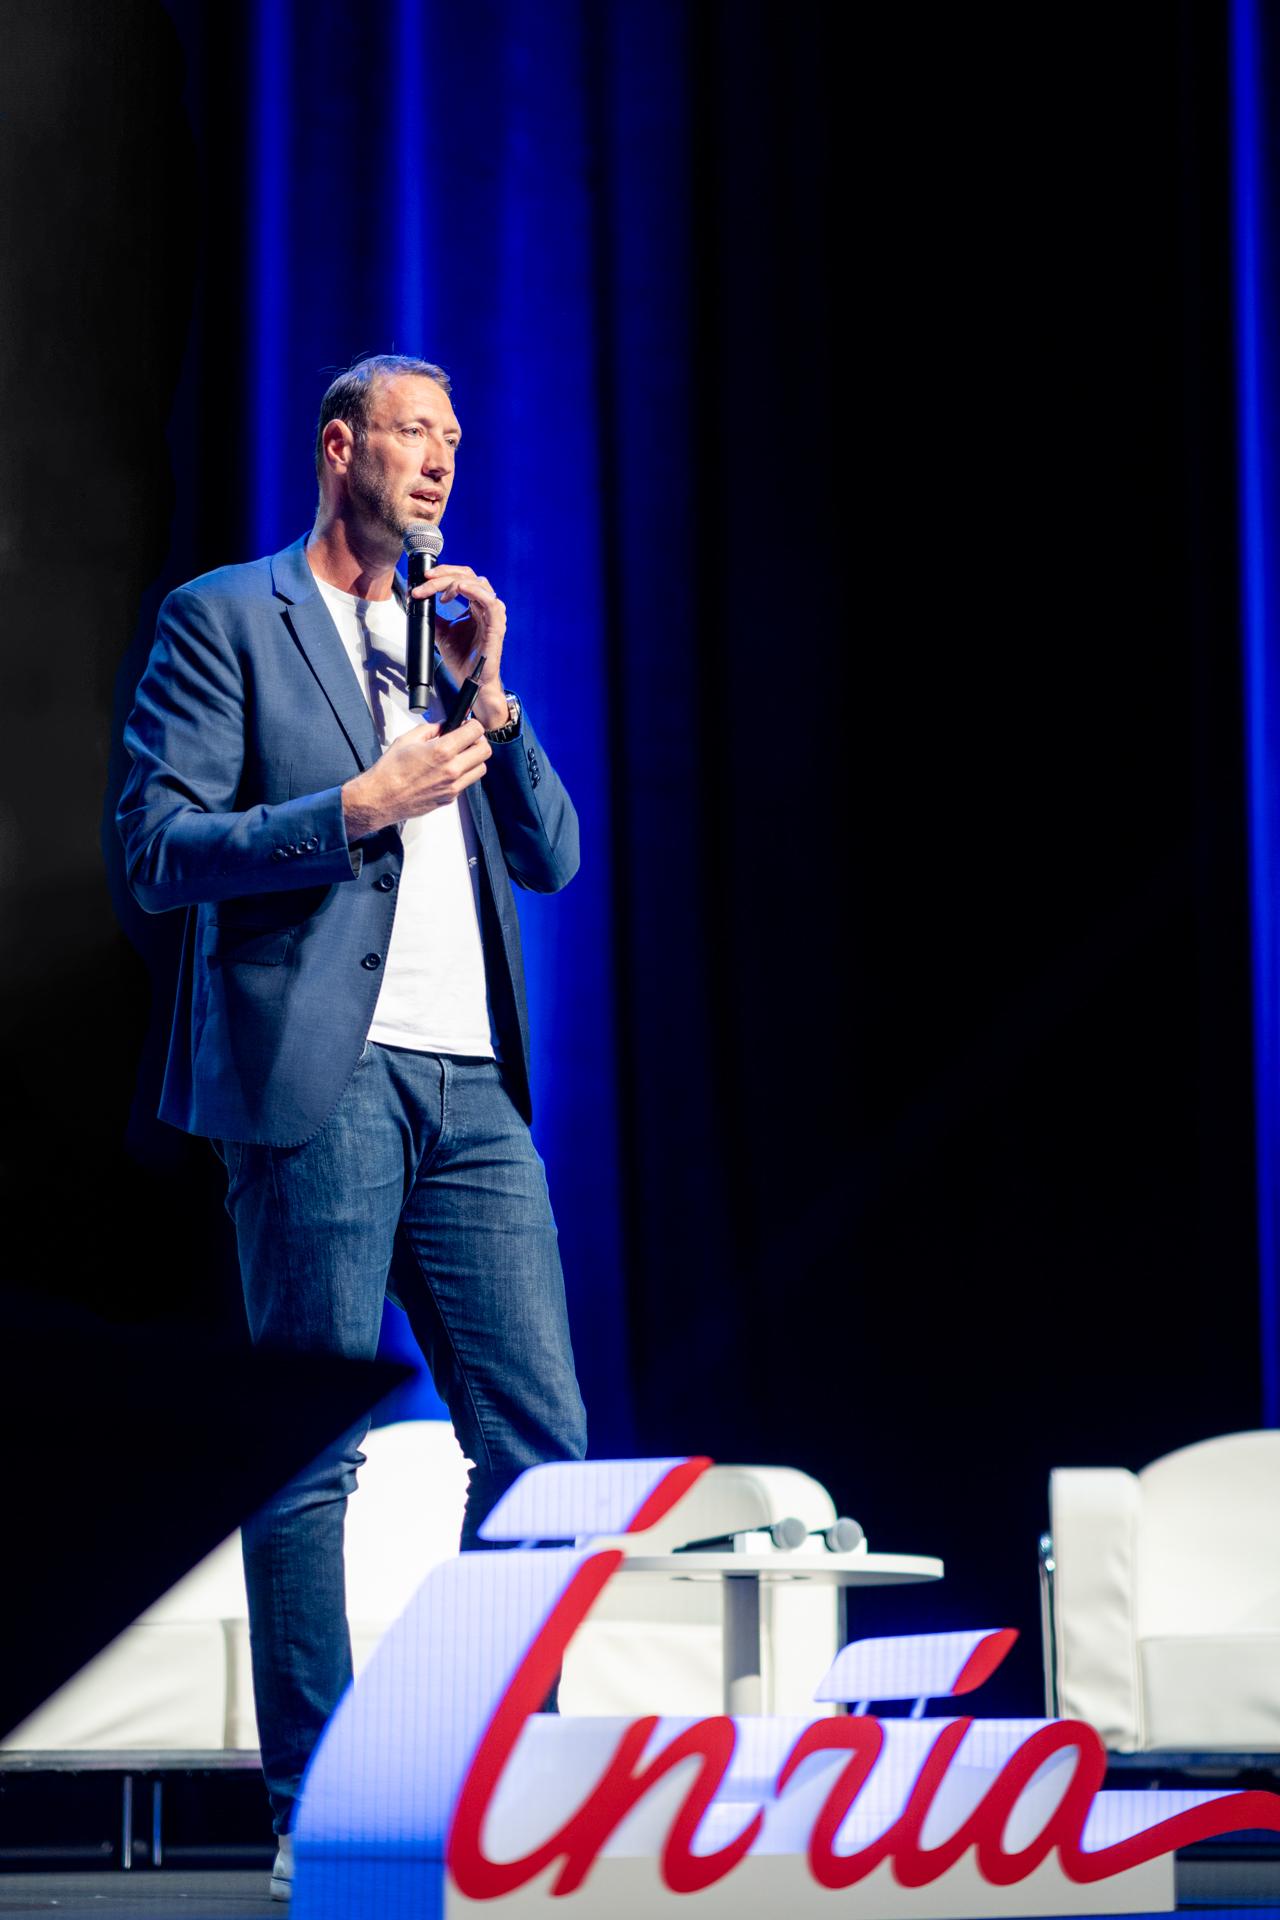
3;1430;842;1752
1042;1431;1280;1753
2;1418;472;1754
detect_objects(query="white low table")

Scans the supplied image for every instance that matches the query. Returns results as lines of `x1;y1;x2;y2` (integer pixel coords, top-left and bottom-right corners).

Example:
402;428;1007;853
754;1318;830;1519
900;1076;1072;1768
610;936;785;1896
616;1548;944;1714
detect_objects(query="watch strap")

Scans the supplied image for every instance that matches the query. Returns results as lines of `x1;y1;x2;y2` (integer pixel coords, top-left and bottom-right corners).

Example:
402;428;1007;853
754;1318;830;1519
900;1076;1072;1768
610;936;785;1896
485;692;522;743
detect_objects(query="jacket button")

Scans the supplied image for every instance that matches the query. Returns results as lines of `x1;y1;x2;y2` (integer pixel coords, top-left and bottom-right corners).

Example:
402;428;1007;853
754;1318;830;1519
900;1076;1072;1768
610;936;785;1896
271;848;286;862
307;836;320;850
361;952;382;969
374;874;395;892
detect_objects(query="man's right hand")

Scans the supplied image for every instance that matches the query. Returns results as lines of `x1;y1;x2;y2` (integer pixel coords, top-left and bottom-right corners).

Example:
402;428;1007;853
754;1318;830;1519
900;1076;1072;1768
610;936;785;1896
341;718;491;839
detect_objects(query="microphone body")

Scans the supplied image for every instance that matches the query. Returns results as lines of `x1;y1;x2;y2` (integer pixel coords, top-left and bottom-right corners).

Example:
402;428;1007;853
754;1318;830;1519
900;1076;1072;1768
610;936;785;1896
673;1515;866;1555
404;527;444;710
675;1516;809;1554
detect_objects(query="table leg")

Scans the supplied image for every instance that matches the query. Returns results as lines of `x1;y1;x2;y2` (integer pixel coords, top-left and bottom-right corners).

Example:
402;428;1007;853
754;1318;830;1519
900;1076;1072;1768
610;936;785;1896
722;1575;763;1714
836;1585;852;1713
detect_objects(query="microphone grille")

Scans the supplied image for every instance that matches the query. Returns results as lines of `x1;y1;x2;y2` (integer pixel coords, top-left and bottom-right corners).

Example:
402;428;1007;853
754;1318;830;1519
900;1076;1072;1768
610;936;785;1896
827;1516;865;1554
403;526;444;560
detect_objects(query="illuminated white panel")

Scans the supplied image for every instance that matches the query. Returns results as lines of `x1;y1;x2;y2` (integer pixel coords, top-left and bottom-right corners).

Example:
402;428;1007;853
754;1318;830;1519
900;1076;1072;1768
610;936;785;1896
816;1629;1016;1705
478;1458;697;1541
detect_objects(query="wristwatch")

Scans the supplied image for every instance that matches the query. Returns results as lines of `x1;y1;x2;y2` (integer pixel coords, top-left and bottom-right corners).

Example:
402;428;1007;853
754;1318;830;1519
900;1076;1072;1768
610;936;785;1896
485;693;522;743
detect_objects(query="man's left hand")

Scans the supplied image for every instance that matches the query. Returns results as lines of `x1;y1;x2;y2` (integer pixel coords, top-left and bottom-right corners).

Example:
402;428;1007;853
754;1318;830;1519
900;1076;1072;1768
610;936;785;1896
410;566;509;731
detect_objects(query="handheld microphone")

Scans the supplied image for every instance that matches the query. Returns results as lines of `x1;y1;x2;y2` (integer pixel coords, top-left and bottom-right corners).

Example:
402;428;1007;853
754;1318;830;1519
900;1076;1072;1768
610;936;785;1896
403;526;444;711
818;1517;865;1553
675;1516;809;1554
672;1515;866;1556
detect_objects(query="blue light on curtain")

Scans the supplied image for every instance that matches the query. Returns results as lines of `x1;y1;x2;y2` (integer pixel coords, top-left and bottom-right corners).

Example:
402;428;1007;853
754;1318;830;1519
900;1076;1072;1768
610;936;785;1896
228;0;635;1445
247;0;289;555
392;0;430;354
1232;0;1280;1424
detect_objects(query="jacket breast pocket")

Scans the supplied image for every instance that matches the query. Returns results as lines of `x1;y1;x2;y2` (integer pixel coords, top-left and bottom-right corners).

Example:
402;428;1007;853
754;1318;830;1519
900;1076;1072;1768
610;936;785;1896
202;923;294;967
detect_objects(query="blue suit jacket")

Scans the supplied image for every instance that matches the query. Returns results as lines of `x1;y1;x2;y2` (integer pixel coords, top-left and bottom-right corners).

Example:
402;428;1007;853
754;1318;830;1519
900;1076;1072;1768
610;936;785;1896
117;535;578;1145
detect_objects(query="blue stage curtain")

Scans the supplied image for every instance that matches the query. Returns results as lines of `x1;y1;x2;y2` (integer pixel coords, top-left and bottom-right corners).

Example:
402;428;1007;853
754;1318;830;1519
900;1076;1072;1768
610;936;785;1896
0;0;1254;1700
225;0;664;1443
1232;0;1280;1427
148;0;1270;1478
151;0;844;1450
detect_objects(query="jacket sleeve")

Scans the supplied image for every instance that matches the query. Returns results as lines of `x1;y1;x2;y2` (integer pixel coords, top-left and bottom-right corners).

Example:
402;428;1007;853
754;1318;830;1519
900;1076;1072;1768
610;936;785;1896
479;710;580;894
117;583;362;914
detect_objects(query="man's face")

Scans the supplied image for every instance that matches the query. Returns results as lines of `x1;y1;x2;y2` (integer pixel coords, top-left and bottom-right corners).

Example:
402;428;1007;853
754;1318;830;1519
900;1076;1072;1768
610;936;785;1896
344;373;461;545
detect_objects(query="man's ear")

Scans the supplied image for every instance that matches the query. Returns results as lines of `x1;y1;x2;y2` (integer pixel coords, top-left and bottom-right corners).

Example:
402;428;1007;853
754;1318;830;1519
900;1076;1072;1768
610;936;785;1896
322;418;355;476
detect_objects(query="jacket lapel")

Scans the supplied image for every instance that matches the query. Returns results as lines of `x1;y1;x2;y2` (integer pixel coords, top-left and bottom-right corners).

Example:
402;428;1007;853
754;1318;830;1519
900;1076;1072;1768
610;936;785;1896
270;535;381;772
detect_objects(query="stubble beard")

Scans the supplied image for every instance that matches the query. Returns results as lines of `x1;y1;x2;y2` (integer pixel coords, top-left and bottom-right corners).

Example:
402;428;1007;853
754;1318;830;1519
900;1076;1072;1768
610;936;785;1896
347;441;429;553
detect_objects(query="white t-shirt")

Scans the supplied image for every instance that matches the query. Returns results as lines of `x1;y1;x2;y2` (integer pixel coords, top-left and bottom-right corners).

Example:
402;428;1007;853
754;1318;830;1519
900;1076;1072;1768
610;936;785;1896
314;574;496;1058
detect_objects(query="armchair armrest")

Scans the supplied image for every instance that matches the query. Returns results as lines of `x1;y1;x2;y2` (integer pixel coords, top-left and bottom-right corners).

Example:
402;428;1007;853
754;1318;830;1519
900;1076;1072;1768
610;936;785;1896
1048;1467;1142;1750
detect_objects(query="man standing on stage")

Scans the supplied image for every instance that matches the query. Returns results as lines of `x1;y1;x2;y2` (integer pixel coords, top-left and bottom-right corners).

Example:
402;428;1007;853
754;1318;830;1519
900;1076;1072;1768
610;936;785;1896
117;354;587;1896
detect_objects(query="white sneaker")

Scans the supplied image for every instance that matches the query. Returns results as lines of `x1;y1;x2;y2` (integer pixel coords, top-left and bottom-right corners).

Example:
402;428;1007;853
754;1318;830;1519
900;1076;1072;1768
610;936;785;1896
270;1829;295;1901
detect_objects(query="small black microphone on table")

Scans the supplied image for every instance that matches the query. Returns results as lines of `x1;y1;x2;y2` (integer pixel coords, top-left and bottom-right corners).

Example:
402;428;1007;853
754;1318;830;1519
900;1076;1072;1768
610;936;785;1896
403;526;444;711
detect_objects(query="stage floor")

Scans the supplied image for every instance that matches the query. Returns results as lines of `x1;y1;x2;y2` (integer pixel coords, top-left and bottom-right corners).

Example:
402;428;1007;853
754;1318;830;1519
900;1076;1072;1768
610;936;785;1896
0;1867;1279;1918
0;1869;276;1916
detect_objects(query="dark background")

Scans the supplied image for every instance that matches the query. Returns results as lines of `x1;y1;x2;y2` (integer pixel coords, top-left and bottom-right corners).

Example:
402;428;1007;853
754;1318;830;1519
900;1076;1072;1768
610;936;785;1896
0;0;1262;1716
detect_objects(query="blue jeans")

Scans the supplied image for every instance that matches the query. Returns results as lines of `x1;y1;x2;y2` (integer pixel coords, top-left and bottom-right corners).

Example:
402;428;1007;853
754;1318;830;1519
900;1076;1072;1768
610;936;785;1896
217;1043;587;1832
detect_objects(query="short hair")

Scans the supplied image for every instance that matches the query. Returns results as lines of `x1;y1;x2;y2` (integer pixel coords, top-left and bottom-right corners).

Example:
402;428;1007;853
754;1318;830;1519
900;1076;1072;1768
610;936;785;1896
314;354;452;476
